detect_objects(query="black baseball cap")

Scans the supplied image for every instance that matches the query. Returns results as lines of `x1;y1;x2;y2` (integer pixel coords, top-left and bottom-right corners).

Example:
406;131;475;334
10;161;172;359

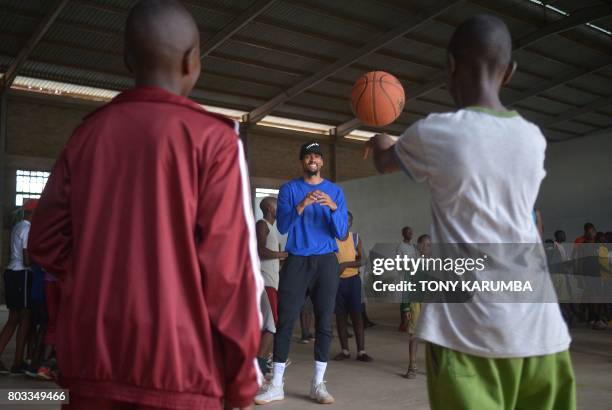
299;141;323;159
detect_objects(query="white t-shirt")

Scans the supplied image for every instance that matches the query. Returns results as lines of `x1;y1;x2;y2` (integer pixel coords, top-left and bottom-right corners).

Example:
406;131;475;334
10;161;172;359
554;242;569;262
394;107;570;358
7;220;30;271
396;241;417;259
259;219;281;289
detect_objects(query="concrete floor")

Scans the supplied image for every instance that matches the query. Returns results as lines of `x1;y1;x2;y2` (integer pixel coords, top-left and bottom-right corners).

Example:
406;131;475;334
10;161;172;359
0;303;609;409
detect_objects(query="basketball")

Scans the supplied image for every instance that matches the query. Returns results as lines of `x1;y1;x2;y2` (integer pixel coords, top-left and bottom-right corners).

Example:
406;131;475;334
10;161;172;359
351;71;405;127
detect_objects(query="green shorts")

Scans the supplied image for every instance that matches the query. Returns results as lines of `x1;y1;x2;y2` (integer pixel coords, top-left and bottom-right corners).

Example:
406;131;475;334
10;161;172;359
426;343;576;410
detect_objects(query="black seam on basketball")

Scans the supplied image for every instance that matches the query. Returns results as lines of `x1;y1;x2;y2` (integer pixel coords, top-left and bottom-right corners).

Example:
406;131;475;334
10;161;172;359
380;74;404;119
354;76;369;115
372;72;378;125
381;81;404;92
380;82;397;120
380;75;401;87
381;80;405;112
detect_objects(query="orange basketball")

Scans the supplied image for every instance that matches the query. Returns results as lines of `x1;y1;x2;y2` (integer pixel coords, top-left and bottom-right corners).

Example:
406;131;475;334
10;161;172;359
351;71;405;126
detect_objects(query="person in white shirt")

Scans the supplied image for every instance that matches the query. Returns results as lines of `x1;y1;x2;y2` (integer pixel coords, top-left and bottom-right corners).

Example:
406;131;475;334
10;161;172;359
554;230;569;262
396;226;417;332
396;227;417;259
256;197;287;376
365;15;574;410
0;199;38;375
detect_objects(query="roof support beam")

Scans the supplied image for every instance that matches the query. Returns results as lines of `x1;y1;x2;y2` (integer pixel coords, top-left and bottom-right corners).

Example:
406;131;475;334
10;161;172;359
333;3;612;137
550;124;612;143
333;118;362;138
200;0;279;58
0;0;69;95
506;62;611;106
245;0;461;124
512;4;612;50
542;95;612;129
405;4;612;101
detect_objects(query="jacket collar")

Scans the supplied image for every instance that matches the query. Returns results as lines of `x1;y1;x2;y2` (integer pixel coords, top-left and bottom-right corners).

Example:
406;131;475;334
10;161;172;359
111;86;204;112
85;86;208;119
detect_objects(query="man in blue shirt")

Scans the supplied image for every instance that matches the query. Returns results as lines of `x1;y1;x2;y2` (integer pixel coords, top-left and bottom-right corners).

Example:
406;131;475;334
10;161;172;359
255;141;348;405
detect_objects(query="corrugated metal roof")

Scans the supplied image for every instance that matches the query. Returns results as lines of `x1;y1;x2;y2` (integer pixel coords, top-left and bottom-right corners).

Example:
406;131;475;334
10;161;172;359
0;0;610;142
30;42;127;77
60;2;125;33
575;111;611;127
215;39;327;75
0;10;40;36
552;0;604;11
263;2;379;45
567;73;612;97
541;87;599;107
1;0;49;14
12;75;119;100
0;54;15;72
302;0;410;30
19;60;131;90
186;4;241;31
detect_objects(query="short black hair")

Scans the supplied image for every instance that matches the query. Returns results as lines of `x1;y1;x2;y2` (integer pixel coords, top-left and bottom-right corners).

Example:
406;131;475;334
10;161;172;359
584;222;595;231
417;234;430;244
448;14;512;72
299;141;323;160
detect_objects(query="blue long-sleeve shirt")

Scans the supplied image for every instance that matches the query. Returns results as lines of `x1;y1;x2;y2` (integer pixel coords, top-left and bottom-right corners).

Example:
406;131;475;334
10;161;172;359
277;178;349;256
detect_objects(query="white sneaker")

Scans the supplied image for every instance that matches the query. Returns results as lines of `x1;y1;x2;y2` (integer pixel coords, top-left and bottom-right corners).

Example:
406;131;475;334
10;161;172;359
310;380;335;404
254;382;284;405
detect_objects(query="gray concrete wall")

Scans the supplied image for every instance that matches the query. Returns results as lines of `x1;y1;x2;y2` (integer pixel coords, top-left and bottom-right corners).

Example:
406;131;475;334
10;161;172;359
339;171;432;251
0;92;378;268
538;132;612;241
340;132;612;251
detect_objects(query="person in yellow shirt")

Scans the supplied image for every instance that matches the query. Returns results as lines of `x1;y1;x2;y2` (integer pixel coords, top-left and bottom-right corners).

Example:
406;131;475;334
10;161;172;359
593;232;610;330
333;212;372;362
596;232;611;278
403;234;430;379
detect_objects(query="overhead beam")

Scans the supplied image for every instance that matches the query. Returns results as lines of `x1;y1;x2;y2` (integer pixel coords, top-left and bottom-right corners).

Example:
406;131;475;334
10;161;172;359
245;0;462;124
333;4;612;137
506;62;611;106
470;0;612;58
541;95;612;128
6;3;605;92
200;0;279;57
513;4;612;50
0;0;69;94
550;124;612;143
405;4;612;101
334;119;362;138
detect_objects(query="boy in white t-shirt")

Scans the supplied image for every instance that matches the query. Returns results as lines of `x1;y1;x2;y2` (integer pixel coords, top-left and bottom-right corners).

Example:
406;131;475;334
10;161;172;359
365;14;575;410
0;199;37;374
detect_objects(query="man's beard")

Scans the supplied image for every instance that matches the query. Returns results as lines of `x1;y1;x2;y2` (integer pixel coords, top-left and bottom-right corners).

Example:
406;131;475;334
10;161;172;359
304;164;319;177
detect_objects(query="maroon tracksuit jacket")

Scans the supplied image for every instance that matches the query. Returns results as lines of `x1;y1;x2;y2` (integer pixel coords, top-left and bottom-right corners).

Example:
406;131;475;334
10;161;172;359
29;86;263;409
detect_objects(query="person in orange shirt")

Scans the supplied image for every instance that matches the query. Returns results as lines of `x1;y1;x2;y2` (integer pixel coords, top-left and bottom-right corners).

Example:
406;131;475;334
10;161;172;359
574;223;596;245
333;212;372;362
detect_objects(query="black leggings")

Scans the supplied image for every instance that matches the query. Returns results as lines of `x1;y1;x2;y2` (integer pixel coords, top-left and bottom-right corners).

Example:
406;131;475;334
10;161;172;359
273;253;340;363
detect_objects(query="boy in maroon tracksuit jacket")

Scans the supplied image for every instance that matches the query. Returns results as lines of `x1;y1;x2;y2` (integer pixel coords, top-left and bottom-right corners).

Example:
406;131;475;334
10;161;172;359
29;1;262;409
